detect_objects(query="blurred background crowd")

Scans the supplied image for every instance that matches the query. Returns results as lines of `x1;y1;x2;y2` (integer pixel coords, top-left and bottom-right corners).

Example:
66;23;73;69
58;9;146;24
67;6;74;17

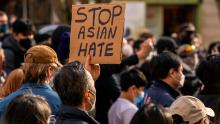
0;0;220;124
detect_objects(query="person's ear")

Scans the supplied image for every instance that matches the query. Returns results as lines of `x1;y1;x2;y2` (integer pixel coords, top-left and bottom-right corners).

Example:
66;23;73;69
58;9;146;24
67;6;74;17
168;68;176;78
130;85;137;92
131;85;139;95
83;89;89;97
81;89;90;111
47;66;54;77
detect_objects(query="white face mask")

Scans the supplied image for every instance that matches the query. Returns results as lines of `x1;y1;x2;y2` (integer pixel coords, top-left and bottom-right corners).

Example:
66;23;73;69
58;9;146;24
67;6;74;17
88;90;96;112
172;72;185;88
179;74;185;88
122;44;133;58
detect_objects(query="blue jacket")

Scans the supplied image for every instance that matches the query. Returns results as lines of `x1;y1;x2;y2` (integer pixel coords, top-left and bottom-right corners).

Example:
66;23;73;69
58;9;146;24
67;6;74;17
144;80;180;107
0;82;61;117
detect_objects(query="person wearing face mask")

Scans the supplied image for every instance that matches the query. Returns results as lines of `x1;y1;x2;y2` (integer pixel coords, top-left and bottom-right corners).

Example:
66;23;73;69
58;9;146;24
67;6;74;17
108;68;147;124
2;18;34;74
54;59;100;124
0;11;9;42
144;51;184;107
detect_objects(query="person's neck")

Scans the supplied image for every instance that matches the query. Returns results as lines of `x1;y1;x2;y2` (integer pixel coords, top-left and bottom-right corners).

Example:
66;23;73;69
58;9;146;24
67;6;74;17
79;103;88;112
42;78;50;84
120;92;133;103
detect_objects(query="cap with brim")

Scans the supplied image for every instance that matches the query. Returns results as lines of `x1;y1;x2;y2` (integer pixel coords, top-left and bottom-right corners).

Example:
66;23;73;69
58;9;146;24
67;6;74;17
170;96;215;124
205;107;215;117
24;45;62;67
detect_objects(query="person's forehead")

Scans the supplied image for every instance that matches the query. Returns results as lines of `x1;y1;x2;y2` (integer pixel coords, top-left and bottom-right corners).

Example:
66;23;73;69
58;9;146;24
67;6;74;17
0;15;8;24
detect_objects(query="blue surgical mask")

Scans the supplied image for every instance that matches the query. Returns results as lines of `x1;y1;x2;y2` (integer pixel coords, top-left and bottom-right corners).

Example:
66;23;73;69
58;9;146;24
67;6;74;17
134;91;144;106
0;24;8;33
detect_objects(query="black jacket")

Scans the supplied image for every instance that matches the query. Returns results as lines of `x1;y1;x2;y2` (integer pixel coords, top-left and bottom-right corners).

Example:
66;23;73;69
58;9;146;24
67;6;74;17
55;106;99;124
2;35;26;74
198;85;220;124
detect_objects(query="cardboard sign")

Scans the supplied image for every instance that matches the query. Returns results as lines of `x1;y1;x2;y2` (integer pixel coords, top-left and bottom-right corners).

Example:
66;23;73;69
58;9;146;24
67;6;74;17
69;2;125;64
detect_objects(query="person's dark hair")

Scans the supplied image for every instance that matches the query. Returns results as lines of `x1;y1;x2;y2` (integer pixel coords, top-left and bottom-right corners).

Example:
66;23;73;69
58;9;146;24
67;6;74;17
54;61;88;106
180;23;195;33
130;103;173;124
150;51;181;80
196;55;220;87
180;74;203;96
0;11;7;17
51;25;70;52
4;94;51;124
207;41;220;55
156;37;178;54
133;38;145;51
120;68;147;91
12;18;34;35
139;32;153;40
34;33;51;45
57;32;70;65
172;114;187;124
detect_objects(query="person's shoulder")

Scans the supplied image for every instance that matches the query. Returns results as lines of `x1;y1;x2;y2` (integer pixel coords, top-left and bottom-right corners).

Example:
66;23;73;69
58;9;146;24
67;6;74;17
0;89;24;102
56;119;90;124
38;88;61;101
148;85;174;99
145;86;174;107
2;35;13;47
56;116;99;124
146;83;166;95
29;84;61;103
0;89;24;116
115;98;137;112
45;88;59;96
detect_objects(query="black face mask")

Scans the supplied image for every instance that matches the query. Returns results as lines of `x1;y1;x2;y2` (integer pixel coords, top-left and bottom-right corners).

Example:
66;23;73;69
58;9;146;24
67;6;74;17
0;24;8;33
182;31;195;44
19;38;32;50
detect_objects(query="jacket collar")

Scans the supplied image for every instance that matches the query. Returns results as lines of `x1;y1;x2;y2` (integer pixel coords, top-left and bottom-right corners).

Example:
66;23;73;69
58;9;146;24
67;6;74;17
57;105;99;124
22;82;52;90
3;35;26;53
154;80;180;99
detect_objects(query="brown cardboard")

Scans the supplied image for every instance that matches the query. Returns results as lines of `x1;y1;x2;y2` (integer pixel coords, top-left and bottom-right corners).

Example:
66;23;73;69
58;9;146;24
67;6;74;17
69;2;125;64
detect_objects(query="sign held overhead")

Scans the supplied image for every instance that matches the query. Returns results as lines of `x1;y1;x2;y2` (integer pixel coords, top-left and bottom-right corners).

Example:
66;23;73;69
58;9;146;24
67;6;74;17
69;2;125;64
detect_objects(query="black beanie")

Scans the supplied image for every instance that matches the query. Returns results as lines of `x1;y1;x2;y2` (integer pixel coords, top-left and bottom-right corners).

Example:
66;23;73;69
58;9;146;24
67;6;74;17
51;25;70;52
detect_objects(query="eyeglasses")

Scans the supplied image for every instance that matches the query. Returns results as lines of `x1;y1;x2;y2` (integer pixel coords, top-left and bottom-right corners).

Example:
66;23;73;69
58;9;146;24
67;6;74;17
88;89;96;96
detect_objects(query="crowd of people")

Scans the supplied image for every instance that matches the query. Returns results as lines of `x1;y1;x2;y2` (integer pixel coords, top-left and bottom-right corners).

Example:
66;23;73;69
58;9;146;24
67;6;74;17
0;9;220;124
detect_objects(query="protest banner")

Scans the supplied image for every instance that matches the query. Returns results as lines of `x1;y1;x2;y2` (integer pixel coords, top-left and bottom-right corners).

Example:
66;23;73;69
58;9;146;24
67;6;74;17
69;2;125;64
